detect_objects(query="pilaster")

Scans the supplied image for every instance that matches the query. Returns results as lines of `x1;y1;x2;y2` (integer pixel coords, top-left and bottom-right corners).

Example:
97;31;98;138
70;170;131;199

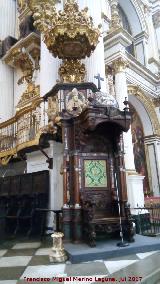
144;135;160;196
107;56;145;207
134;32;149;66
0;0;16;122
145;6;160;73
112;58;136;172
152;9;160;51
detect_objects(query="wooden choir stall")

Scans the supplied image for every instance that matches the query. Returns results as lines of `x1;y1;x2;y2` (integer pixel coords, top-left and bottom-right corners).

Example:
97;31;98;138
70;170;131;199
0;170;49;238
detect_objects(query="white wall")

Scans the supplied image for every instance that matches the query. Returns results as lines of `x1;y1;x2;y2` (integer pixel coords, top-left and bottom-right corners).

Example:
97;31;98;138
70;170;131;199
0;0;16;121
26;141;63;229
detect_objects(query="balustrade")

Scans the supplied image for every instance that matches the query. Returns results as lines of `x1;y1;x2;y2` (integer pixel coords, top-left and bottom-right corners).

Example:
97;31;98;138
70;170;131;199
0;100;47;163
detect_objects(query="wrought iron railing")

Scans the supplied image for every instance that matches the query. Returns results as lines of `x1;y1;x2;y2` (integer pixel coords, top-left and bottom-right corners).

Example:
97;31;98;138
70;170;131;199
132;205;160;236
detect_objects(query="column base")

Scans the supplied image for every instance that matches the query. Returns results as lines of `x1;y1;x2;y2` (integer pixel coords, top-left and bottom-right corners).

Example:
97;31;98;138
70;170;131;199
126;173;145;213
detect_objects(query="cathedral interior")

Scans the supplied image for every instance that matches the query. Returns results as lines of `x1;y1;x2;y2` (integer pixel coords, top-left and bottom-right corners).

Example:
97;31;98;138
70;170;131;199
0;0;160;247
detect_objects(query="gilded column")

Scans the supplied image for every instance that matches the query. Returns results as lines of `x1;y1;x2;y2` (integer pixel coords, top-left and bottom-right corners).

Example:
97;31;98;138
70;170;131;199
0;0;16;122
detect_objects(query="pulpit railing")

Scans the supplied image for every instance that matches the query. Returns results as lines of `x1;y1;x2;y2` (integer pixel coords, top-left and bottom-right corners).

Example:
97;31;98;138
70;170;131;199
132;205;160;236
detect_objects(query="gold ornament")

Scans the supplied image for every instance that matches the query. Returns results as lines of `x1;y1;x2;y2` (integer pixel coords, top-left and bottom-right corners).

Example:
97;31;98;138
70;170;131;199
153;97;160;107
0;156;13;166
111;57;129;74
16;83;40;110
59;59;86;83
31;0;101;59
46;97;59;121
18;0;26;10
3;33;40;85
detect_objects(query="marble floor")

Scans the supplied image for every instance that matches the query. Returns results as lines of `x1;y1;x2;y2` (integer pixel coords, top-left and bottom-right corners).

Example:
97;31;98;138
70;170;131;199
0;237;159;284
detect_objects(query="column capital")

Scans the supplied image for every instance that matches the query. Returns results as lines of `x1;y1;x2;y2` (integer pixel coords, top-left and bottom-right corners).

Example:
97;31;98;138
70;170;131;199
111;57;129;74
105;65;113;76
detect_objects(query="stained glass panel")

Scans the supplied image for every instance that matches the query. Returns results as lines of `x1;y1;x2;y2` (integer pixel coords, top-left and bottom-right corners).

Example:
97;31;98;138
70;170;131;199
84;160;107;188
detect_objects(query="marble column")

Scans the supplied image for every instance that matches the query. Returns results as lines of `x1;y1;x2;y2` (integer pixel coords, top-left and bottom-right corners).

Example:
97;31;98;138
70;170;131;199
113;58;145;209
27;1;63;231
113;58;135;170
79;0;107;92
40;0;62;97
0;0;16;122
40;39;61;97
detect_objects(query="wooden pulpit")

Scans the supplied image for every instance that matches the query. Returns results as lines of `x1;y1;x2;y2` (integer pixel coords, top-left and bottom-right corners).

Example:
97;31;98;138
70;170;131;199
44;82;135;246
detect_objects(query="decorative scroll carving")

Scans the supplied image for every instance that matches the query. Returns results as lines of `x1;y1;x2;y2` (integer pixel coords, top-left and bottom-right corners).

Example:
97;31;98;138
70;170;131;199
111;57;129;74
31;0;101;59
59;60;86;83
3;33;40;86
31;0;101;83
16;83;40;110
0;155;13;166
17;0;27;11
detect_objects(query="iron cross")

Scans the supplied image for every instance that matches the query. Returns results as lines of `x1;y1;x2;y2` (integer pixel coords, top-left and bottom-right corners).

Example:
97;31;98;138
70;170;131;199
94;73;104;90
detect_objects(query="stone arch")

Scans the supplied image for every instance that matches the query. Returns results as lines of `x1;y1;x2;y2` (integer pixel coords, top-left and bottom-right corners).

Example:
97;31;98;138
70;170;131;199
119;0;148;36
128;85;160;137
118;0;148;64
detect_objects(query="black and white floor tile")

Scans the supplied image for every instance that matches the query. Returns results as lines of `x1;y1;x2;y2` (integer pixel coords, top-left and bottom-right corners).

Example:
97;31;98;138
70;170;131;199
0;240;159;283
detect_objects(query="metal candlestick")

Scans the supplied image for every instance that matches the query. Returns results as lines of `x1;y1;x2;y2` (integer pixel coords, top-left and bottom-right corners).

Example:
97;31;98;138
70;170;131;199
114;172;129;247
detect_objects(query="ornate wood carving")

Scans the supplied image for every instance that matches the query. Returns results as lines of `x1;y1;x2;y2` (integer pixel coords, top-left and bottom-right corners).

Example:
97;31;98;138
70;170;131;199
57;82;133;245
